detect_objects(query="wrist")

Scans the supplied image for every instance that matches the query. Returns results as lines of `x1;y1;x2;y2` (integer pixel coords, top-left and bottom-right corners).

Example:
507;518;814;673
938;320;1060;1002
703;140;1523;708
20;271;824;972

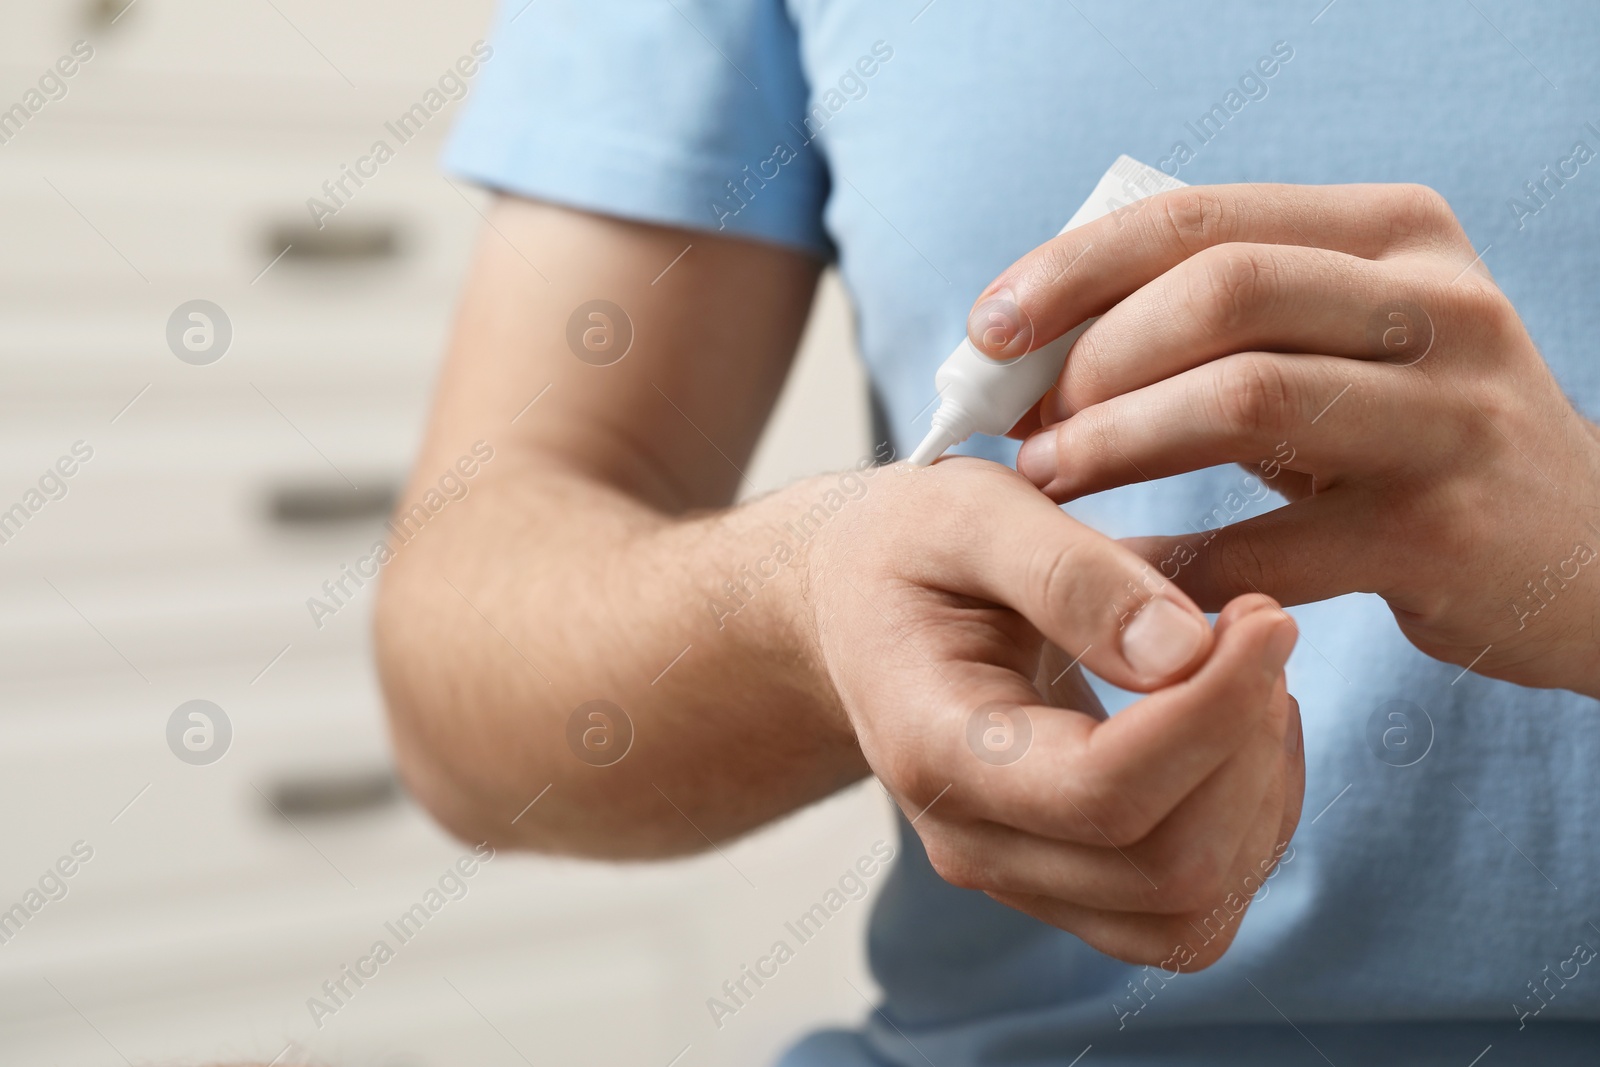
697;470;868;744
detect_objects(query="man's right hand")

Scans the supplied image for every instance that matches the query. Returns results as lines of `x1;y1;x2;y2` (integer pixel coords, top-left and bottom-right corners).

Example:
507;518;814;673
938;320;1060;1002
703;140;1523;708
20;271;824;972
378;197;1301;971
803;457;1304;968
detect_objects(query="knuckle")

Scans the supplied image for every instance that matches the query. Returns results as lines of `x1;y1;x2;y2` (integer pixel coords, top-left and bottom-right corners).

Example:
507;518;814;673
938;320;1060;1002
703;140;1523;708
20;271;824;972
1058;402;1120;477
1217;539;1281;615
1027;533;1102;624
923;834;986;891
1211;354;1293;440
874;744;937;805
873;751;915;797
1438;404;1493;468
1107;929;1189;969
1098;812;1149;851
1037;240;1088;294
1187;246;1273;339
1069;776;1157;847
1186;543;1291;643
1447;277;1518;342
1385;183;1460;245
1159;188;1232;255
1171;916;1241;970
1159;847;1227;913
1105;914;1237;970
1065;328;1114;405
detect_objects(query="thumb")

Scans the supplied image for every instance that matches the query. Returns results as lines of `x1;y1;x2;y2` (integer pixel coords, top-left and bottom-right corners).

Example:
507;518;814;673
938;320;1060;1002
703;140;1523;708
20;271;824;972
926;464;1213;691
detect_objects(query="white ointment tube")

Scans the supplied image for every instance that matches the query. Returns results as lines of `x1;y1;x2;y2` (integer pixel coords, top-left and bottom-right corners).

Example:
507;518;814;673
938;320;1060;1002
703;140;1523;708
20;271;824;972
908;156;1189;467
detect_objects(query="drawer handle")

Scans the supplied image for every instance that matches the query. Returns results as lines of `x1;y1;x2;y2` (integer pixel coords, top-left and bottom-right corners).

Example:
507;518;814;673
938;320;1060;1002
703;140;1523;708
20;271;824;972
265;221;404;263
86;0;136;29
262;767;400;820
267;481;397;526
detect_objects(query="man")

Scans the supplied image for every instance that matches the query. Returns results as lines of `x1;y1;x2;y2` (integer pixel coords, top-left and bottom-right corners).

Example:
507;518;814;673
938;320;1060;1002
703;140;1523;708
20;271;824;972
375;1;1600;1062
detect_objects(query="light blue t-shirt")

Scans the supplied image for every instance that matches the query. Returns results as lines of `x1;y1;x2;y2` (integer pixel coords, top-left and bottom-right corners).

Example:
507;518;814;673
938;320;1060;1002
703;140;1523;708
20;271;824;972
446;2;1600;1062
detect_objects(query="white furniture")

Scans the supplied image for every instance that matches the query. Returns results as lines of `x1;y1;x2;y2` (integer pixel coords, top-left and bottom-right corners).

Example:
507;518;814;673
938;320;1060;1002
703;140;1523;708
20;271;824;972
0;3;891;1063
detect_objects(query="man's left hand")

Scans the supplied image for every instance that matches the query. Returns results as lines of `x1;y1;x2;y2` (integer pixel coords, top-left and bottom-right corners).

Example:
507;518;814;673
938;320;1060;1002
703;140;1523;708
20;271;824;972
972;183;1600;697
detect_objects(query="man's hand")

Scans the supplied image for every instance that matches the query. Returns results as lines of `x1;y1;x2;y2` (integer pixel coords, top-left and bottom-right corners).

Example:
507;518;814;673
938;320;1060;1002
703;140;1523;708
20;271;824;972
380;197;1303;971
974;183;1600;697
806;458;1303;967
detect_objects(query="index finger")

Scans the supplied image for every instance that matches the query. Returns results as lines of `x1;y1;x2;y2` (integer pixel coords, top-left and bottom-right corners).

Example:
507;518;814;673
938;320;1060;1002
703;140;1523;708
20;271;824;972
967;182;1464;360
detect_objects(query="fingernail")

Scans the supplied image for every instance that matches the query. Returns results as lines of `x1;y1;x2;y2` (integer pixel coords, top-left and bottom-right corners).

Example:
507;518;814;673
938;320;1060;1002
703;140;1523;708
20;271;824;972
1122;597;1208;682
1285;703;1303;754
1040;389;1072;425
1264;616;1298;673
967;287;1034;359
1016;431;1058;487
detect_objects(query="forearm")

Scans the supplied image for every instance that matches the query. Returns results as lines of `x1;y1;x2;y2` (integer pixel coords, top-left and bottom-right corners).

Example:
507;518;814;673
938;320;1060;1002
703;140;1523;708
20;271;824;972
374;445;867;858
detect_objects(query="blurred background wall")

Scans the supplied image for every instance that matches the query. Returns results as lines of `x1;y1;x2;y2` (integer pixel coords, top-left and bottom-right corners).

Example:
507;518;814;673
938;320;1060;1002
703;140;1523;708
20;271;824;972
0;2;895;1064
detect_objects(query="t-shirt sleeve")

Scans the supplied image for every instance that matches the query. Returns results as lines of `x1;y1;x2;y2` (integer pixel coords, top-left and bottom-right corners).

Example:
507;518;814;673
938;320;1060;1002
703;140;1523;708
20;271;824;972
444;0;832;259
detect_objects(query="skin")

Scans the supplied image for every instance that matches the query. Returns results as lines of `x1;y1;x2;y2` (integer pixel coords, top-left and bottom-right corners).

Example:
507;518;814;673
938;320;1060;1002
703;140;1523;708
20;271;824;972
986;183;1600;698
375;196;1303;969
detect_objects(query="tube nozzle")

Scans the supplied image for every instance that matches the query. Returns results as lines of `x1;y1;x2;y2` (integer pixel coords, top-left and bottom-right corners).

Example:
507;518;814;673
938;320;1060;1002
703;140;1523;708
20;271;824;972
908;424;962;467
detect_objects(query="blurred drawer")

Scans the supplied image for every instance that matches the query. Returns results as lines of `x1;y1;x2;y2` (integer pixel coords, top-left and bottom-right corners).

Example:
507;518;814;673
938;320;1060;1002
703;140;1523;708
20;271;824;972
0;672;696;1065
0;141;478;288
0;175;481;410
0;397;431;587
0;132;483;329
2;0;497;96
0;655;416;897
